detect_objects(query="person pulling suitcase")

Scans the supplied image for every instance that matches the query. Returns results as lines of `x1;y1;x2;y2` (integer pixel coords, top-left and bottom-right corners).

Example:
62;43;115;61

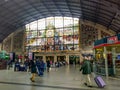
80;54;93;87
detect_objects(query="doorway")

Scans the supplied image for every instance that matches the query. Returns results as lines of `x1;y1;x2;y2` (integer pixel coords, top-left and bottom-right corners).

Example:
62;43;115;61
69;55;80;65
46;56;54;63
57;56;66;62
35;56;43;60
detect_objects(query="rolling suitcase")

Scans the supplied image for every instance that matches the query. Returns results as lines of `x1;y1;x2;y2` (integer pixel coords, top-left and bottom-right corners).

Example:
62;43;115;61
94;76;106;88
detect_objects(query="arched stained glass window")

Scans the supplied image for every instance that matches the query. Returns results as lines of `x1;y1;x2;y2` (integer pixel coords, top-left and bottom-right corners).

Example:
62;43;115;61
25;17;79;52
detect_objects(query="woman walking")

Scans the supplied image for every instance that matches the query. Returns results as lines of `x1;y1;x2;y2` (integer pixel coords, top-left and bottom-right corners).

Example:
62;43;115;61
30;60;37;82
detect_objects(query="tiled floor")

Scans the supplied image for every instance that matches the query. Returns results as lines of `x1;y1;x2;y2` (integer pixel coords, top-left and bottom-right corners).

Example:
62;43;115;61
0;65;120;90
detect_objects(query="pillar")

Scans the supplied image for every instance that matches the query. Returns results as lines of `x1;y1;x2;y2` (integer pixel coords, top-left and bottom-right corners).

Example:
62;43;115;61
43;55;46;62
10;33;14;52
66;55;69;64
79;18;81;51
104;46;108;79
79;48;83;63
79;53;83;63
112;47;116;75
22;30;26;60
98;29;101;39
54;55;57;63
0;43;2;51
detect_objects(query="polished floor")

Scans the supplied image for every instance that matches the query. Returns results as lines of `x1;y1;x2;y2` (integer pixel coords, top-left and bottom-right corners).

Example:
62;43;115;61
0;65;120;90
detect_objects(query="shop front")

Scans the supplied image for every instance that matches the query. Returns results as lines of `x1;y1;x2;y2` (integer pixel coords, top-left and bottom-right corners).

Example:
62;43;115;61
34;51;81;65
94;35;120;77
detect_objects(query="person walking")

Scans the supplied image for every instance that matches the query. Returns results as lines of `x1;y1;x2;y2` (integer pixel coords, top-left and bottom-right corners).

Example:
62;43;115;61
30;60;37;82
80;54;93;87
46;60;50;72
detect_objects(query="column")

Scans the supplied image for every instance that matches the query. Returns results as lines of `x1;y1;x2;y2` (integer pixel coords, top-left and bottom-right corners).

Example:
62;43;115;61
66;55;69;64
79;53;83;63
22;29;25;59
98;29;101;39
2;42;4;50
54;55;57;63
79;48;83;63
93;49;96;72
43;55;46;62
79;19;81;51
112;47;116;75
0;43;2;51
10;33;14;52
104;46;108;79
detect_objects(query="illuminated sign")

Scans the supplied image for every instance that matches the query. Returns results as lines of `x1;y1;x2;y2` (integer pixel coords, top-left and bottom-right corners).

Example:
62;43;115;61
107;36;118;44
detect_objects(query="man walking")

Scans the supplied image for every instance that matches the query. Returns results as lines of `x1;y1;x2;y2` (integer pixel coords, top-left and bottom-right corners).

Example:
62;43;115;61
80;54;93;87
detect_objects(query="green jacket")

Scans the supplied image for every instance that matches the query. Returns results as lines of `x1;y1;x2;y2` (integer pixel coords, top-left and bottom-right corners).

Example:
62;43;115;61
80;59;93;75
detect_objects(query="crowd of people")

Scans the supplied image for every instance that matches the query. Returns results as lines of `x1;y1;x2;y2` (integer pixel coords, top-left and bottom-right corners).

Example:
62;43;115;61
13;58;67;82
9;54;95;87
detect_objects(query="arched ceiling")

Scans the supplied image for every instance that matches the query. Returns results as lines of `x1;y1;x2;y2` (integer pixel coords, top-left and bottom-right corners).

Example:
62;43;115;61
0;0;120;42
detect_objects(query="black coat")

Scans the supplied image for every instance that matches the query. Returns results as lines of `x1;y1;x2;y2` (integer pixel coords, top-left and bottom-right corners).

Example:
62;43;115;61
30;60;36;73
46;60;50;67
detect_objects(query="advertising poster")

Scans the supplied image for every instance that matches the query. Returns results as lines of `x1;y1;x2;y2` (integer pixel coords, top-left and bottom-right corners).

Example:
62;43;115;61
10;52;15;61
28;52;34;60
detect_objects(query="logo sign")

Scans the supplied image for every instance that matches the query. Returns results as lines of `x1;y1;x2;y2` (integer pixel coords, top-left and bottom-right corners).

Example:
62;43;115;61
107;36;118;44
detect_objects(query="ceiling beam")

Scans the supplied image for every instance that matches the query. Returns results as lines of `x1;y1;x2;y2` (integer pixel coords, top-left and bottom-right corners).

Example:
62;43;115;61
107;12;119;29
94;0;101;23
0;5;19;27
25;0;45;18
82;9;110;22
80;0;84;20
64;0;72;17
41;0;54;16
13;0;38;21
52;0;63;16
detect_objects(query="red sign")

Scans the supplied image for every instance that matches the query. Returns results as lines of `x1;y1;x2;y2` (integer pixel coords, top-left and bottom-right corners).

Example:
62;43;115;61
107;36;118;44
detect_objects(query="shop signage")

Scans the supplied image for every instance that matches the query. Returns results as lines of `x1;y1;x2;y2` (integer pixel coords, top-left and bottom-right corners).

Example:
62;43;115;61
107;36;118;44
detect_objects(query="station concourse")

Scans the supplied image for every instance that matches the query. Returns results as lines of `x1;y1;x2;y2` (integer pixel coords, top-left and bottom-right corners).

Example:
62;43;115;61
0;0;120;90
0;65;120;90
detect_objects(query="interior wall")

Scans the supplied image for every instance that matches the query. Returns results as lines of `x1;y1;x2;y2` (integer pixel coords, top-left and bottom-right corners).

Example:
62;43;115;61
80;20;115;54
1;20;116;56
2;27;25;54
